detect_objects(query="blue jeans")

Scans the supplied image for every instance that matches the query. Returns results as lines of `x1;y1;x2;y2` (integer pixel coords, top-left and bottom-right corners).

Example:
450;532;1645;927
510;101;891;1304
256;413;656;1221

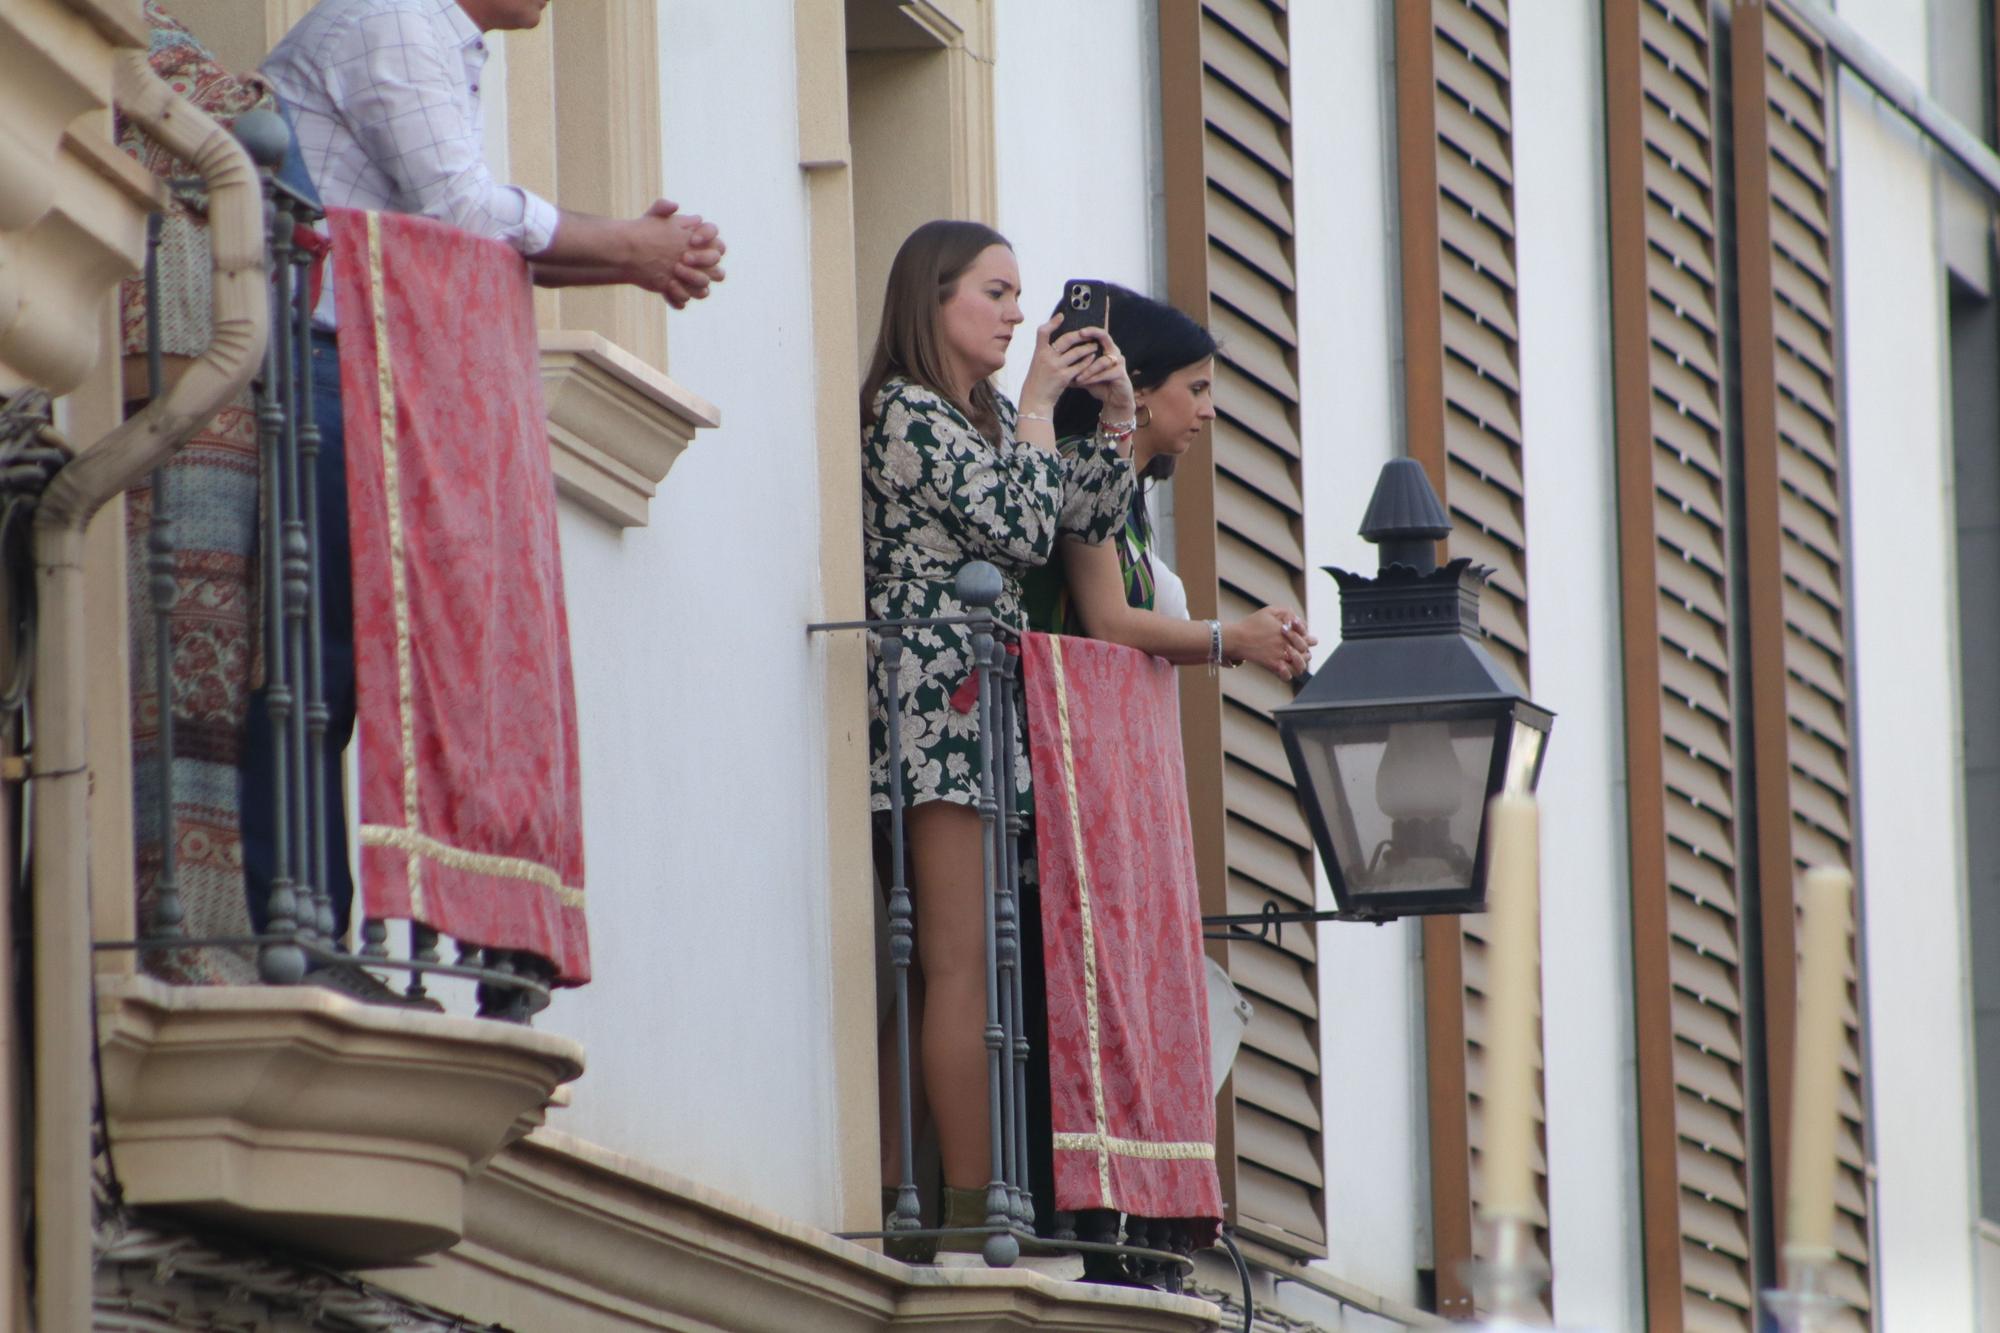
241;330;355;938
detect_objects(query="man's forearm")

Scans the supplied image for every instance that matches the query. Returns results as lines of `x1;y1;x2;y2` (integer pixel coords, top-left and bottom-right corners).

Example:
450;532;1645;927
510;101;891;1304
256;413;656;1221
529;210;634;273
530;261;629;288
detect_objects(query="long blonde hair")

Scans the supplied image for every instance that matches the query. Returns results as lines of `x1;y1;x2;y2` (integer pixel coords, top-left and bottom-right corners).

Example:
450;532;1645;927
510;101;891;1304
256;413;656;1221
860;219;1011;444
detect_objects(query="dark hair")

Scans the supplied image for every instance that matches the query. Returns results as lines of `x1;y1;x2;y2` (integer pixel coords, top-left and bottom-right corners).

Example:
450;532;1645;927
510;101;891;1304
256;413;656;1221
860;220;1013;444
1052;285;1217;480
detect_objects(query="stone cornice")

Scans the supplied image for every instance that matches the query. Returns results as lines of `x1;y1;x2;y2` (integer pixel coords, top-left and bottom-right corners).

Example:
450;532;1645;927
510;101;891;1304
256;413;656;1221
540;329;719;528
365;1129;1222;1332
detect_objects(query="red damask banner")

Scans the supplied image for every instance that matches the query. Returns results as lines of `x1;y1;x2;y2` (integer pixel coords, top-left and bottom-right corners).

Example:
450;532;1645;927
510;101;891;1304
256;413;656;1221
1021;631;1221;1233
329;207;589;983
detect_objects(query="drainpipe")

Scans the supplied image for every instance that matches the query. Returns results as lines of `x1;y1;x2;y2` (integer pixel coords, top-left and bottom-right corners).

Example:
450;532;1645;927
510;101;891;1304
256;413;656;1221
28;53;266;1332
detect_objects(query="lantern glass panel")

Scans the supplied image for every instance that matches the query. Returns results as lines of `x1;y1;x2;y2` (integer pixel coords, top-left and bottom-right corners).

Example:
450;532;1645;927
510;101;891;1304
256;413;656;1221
1502;716;1545;796
1295;708;1503;901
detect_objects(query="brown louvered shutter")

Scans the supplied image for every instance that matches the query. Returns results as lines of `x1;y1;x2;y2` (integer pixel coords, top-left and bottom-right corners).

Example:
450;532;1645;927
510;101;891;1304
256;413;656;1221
1158;0;1325;1258
1392;1;1548;1316
1606;1;1761;1326
1732;3;1873;1324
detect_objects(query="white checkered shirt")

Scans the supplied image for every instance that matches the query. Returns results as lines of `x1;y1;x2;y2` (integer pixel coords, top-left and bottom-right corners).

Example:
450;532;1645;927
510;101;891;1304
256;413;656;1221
263;0;559;325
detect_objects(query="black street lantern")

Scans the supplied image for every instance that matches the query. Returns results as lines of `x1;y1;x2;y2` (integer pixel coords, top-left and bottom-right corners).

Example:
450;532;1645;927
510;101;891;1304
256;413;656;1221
1274;459;1554;920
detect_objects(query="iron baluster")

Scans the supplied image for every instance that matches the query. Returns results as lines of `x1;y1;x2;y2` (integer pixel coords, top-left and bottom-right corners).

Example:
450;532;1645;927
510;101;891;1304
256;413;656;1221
986;647;1023;1229
881;630;921;1237
406;923;440;1003
292;222;335;944
971;613;1015;1267
251;142;304;985
269;189;318;949
998;652;1033;1228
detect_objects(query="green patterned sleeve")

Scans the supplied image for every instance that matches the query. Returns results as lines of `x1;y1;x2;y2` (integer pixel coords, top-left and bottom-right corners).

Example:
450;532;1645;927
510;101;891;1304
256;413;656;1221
1055;431;1139;546
876;383;1066;568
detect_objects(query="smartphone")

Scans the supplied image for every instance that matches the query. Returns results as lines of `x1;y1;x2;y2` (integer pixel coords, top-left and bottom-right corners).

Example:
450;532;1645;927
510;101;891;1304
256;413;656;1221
1054;279;1111;341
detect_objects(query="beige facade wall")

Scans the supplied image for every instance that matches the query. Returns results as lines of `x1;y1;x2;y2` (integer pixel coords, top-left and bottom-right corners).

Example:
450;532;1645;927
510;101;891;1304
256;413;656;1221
167;0;312;79
796;0;880;1236
845;0;995;365
503;1;669;373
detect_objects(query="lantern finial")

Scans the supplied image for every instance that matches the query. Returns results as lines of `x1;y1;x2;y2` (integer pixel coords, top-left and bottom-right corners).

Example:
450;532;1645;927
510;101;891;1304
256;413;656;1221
1359;458;1452;573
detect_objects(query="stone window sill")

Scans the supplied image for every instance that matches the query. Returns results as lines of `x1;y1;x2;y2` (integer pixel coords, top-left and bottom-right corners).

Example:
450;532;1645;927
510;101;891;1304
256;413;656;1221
539;330;720;528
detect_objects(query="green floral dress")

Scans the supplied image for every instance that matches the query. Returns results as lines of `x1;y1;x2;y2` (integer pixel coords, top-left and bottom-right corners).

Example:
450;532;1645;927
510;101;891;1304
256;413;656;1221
1021;456;1157;634
864;377;1134;813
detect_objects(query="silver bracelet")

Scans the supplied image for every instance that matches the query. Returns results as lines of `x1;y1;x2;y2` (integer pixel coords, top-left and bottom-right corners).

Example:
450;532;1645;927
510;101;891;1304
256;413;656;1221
1207;619;1224;675
1018;411;1053;425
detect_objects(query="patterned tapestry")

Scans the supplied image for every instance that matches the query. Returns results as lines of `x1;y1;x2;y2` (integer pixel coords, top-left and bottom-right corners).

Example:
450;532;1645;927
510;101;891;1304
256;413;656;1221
328;207;589;983
1021;631;1221;1236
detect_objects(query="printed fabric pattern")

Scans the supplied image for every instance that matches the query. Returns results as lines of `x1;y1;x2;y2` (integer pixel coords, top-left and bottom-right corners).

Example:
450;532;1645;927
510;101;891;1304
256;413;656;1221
1020;630;1222;1239
328;206;589;983
119;1;274;984
1021;473;1157;636
861;377;1133;814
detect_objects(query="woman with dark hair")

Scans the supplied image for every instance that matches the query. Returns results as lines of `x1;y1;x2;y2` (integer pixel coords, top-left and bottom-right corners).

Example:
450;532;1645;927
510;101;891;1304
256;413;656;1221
861;220;1137;1244
1027;286;1313;677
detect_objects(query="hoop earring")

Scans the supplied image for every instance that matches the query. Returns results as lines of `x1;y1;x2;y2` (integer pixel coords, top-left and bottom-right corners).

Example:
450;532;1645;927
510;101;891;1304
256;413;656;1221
1135;404;1152;429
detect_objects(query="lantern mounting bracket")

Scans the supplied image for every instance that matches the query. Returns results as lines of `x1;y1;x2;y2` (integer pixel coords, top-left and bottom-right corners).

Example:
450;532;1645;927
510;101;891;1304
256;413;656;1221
1200;900;1394;949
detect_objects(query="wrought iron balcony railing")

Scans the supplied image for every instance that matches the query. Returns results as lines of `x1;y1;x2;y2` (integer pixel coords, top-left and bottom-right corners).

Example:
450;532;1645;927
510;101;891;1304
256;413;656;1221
810;566;1227;1293
107;114;548;1020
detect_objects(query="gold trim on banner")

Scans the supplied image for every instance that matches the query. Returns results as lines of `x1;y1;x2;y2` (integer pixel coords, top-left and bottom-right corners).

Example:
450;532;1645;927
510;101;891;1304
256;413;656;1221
365;211;425;914
1047;636;1115;1206
1052;1132;1216;1162
359;825;585;907
361;212;582;919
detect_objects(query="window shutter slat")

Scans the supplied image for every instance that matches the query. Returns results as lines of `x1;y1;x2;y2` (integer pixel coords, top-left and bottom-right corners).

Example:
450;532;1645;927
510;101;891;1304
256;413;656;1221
1396;3;1550;1317
1159;0;1323;1259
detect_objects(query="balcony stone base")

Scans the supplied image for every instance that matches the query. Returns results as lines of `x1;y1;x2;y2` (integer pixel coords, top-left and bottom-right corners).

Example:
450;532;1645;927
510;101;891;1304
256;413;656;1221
365;1130;1223;1332
95;973;584;1268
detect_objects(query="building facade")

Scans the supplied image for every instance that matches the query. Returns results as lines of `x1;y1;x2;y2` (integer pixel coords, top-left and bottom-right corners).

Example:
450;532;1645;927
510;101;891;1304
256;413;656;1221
6;0;2000;1329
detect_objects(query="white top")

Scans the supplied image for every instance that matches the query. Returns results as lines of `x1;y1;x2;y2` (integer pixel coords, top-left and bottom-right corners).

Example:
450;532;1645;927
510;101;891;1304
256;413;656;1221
263;0;560;324
1152;553;1190;621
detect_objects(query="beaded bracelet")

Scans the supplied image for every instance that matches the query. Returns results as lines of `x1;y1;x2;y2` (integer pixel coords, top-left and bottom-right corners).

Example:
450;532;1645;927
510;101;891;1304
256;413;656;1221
1098;415;1138;446
1207;619;1224;676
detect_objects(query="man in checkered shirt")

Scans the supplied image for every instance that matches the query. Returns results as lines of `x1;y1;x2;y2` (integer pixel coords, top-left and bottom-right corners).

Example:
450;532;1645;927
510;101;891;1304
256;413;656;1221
264;0;725;312
243;0;719;985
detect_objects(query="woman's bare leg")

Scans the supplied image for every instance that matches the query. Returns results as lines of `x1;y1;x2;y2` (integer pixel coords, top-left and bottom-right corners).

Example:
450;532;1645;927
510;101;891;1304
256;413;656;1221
907;800;993;1191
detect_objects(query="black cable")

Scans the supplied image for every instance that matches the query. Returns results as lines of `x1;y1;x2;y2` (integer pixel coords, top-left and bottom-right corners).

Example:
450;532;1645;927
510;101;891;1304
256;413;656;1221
1216;1227;1255;1333
88;980;123;1213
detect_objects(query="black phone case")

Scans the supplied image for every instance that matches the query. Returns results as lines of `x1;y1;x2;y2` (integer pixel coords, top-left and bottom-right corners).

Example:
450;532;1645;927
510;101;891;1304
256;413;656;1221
1055;279;1110;339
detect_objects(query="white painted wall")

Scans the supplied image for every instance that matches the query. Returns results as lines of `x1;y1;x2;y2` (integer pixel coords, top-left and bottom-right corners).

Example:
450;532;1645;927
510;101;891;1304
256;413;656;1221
527;0;848;1230
1507;5;1643;1329
993;0;1153;403
1291;0;1426;1308
1835;0;1981;1320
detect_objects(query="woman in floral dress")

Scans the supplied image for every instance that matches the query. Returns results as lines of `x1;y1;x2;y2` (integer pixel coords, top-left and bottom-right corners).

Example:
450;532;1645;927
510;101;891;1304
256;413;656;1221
861;220;1136;1240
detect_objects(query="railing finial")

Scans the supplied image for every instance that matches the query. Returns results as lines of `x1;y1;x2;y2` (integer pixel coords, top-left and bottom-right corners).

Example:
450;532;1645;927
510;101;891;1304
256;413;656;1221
955;560;1002;610
231;109;290;171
